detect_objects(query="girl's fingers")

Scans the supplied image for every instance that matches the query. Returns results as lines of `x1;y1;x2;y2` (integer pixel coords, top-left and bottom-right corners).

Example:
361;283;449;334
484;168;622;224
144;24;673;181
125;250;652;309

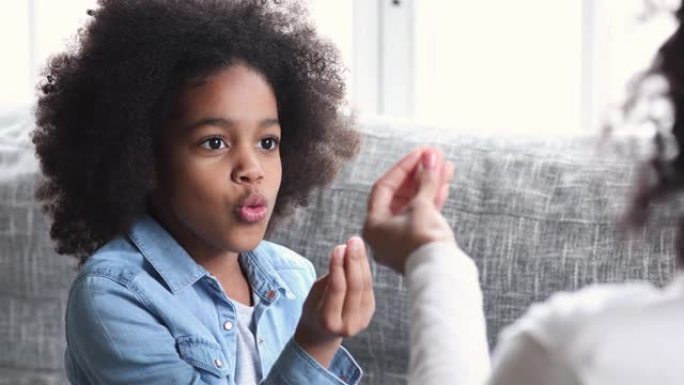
321;245;347;332
341;237;365;334
306;274;329;310
359;238;375;326
317;239;375;338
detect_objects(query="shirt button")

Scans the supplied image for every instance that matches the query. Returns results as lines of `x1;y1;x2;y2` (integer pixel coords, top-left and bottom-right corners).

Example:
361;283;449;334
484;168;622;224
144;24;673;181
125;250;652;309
223;321;234;331
214;358;224;368
266;290;277;300
258;336;265;345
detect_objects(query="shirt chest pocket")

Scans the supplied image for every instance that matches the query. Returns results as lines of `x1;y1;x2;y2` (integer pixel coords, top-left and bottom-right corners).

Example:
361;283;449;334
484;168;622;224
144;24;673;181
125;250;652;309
176;336;231;382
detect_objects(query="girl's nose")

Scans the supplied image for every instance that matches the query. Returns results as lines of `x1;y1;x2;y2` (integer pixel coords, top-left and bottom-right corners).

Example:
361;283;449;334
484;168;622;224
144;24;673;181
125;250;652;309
231;150;264;185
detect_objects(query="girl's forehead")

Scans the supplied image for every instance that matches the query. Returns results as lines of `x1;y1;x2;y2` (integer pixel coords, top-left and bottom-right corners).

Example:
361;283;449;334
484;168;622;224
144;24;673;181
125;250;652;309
170;65;279;132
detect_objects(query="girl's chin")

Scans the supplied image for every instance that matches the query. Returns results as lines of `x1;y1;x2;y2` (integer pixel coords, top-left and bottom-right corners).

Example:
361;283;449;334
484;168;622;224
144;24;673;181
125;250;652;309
224;229;267;252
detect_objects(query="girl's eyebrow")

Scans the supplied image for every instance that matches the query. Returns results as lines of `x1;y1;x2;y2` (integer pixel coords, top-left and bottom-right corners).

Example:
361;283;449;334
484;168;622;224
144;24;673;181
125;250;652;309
184;117;280;131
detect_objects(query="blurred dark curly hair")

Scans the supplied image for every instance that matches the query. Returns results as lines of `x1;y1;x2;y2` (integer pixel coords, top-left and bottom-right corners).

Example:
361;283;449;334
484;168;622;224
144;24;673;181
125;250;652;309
625;4;684;264
32;0;359;264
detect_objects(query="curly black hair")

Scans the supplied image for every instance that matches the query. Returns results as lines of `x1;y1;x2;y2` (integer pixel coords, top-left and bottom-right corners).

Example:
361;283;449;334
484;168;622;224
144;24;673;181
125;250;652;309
625;4;684;265
32;0;360;264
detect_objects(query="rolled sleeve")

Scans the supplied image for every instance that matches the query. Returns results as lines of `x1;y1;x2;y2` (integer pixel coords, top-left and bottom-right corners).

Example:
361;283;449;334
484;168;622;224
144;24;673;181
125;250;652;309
263;338;363;385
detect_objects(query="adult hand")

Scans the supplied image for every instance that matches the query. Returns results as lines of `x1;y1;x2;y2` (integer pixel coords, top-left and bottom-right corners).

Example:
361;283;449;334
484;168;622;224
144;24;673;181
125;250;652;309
362;148;455;274
294;236;375;368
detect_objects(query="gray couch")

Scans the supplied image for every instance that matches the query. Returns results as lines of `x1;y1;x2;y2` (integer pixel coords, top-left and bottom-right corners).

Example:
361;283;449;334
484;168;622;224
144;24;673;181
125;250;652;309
1;108;677;385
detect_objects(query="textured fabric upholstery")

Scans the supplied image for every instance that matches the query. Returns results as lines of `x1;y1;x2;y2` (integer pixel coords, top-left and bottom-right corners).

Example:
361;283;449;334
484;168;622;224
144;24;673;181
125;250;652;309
268;121;677;385
1;112;676;384
1;106;78;385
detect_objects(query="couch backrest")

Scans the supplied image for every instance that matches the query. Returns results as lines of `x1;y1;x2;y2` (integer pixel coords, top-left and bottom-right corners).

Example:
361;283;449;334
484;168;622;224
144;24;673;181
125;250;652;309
1;106;78;385
1;115;677;385
269;120;677;385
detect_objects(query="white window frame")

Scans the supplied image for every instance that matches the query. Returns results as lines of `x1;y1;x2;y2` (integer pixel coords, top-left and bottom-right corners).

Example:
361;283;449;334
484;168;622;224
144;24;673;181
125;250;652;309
353;0;414;118
353;0;632;133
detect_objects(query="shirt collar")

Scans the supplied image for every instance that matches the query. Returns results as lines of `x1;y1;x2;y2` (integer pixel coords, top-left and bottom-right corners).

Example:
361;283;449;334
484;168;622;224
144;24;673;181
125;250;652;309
240;245;296;303
127;215;208;293
127;215;295;300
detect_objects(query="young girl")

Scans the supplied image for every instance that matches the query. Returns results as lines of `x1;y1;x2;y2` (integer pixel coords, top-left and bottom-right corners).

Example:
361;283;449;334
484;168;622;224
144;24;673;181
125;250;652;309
32;1;374;384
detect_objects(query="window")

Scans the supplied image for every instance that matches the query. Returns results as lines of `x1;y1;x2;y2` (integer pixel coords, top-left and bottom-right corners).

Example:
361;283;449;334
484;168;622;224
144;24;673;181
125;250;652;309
412;0;584;134
1;0;680;135
327;0;678;134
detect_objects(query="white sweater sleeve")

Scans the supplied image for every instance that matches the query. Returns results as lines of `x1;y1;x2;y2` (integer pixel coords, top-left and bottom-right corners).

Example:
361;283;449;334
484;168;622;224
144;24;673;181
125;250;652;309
404;242;584;385
404;242;491;385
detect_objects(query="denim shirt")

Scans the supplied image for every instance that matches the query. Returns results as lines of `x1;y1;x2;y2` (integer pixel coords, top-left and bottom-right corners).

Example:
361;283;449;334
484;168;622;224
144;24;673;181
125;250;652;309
64;215;363;385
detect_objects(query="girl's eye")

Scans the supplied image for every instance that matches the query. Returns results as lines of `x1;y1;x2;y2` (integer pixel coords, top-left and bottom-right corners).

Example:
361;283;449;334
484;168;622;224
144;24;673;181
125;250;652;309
201;137;227;150
259;137;280;151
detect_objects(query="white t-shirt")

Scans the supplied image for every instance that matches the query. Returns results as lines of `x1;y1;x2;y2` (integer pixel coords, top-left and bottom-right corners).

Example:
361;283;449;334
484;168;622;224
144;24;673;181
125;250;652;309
232;300;261;385
405;241;684;385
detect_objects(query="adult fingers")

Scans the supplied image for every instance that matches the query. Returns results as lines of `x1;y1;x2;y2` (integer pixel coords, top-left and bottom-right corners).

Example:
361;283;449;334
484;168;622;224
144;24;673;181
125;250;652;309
367;148;425;220
435;161;454;210
435;184;450;211
415;149;444;203
321;245;347;332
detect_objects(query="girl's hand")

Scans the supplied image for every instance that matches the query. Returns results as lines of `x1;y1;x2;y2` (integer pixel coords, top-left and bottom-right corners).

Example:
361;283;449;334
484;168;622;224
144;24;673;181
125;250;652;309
294;237;375;368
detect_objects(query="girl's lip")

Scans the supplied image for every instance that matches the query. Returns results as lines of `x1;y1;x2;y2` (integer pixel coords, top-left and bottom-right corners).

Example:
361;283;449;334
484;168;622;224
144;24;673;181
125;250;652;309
235;192;268;224
237;205;268;224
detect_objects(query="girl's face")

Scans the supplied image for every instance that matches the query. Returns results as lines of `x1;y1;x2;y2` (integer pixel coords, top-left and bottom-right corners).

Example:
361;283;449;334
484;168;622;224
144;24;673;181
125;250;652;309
153;63;282;260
